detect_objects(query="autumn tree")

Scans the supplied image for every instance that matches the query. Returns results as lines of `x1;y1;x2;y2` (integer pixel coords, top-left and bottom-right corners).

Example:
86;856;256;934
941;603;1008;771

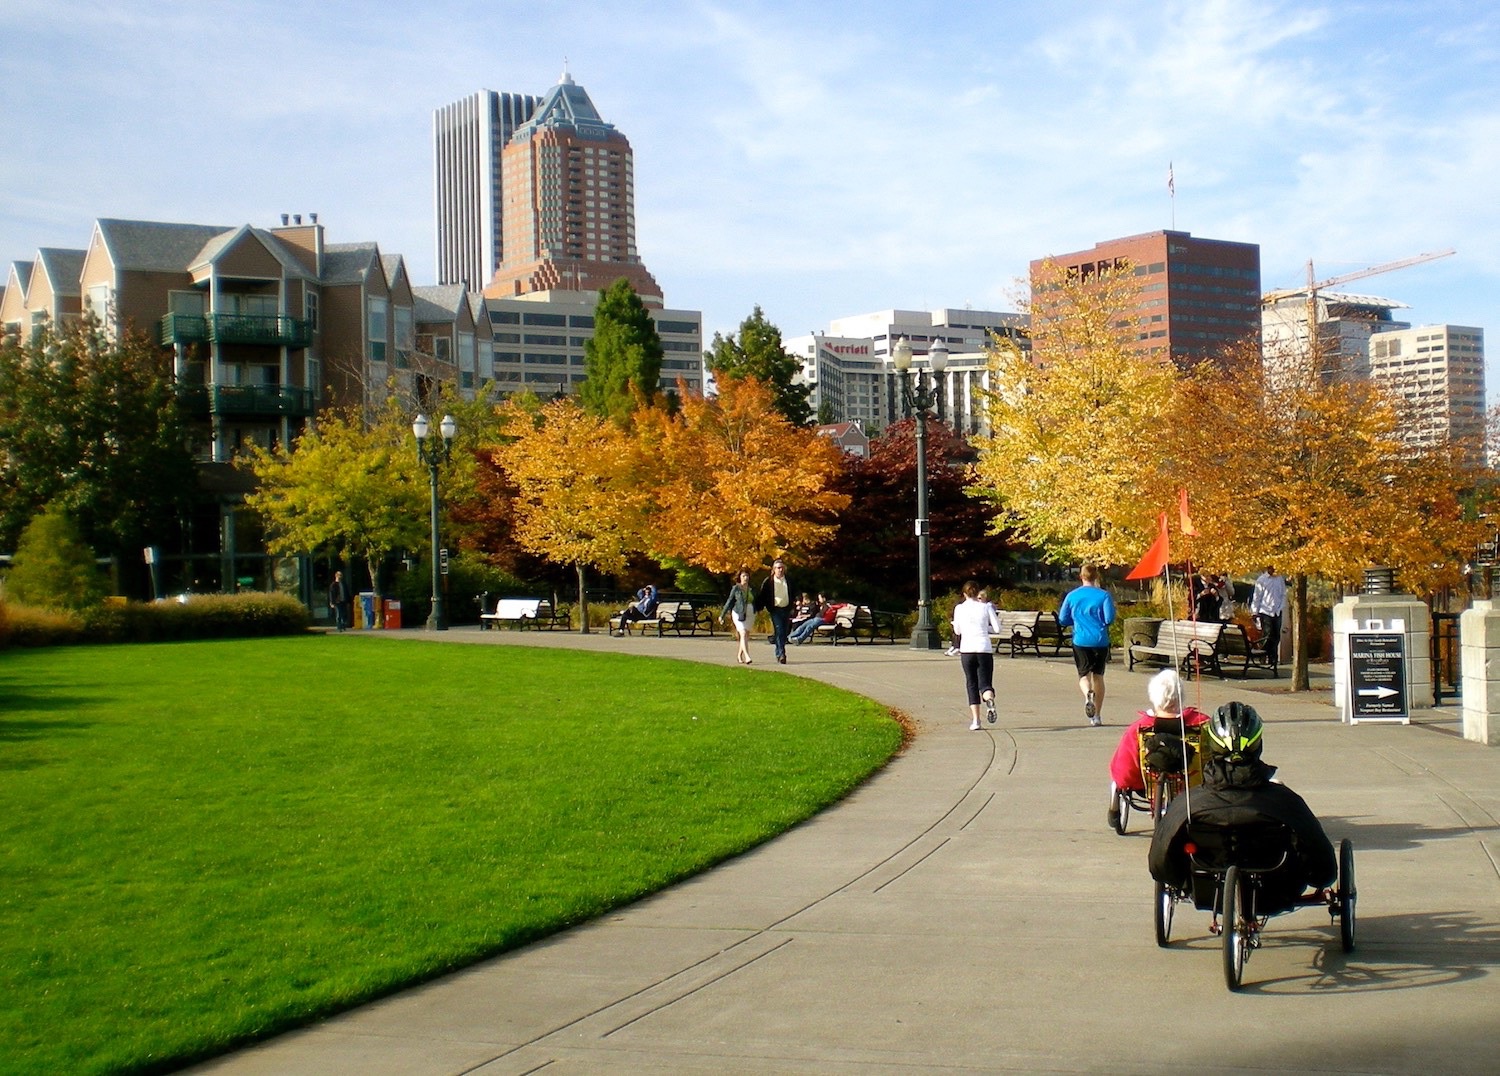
829;418;1013;603
577;279;664;424
970;258;1179;565
490;397;651;630
1164;337;1494;689
634;377;848;572
705;306;813;426
0;318;197;580
244;403;429;594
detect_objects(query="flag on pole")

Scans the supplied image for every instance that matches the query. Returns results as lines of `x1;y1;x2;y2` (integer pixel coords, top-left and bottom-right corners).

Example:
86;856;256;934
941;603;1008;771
1178;488;1198;537
1126;512;1171;581
1168;161;1175;196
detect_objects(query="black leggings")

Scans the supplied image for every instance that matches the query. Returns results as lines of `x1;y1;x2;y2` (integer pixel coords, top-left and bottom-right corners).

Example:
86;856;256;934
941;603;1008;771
960;651;995;706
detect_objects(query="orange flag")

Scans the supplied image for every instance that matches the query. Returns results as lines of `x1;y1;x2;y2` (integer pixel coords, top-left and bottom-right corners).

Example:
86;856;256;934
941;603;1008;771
1178;488;1199;537
1126;512;1171;581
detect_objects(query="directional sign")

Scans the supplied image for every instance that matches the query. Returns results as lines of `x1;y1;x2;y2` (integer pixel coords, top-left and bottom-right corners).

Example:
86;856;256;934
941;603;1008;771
1348;632;1409;724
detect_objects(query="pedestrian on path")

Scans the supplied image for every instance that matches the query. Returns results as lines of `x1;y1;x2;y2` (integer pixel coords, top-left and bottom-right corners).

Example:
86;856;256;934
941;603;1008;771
952;580;1003;730
1057;563;1116;726
757;558;796;665
328;570;350;632
1250;566;1287;675
720;569;756;665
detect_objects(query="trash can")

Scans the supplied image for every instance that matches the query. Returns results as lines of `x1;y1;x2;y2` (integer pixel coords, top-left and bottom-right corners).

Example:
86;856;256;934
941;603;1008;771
383;599;402;630
359;592;375;630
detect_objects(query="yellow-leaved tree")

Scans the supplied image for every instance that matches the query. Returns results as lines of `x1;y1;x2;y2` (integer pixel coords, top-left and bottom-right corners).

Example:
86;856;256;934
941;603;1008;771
244;404;428;595
490;396;651;630
971;258;1181;565
635;377;849;572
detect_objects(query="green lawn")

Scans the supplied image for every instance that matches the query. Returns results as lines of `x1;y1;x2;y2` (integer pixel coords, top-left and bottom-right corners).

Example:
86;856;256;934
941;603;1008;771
0;635;902;1074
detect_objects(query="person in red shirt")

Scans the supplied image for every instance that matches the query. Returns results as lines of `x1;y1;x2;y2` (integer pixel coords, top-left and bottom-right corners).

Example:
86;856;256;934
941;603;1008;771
1107;669;1209;830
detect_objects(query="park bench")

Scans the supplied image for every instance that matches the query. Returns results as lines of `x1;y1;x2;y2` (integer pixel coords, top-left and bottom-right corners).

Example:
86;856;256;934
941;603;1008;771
990;610;1043;657
480;598;571;631
1127;619;1267;679
609;599;717;637
1036;611;1071;656
813;604;900;644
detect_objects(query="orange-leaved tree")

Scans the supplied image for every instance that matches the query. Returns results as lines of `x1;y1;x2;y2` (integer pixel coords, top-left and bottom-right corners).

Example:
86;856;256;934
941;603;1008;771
635;377;849;573
489;397;651;631
1165;338;1494;689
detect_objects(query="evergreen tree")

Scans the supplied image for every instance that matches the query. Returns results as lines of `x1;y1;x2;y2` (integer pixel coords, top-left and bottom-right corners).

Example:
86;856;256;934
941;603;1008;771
6;502;107;610
704;306;814;426
578;280;664;424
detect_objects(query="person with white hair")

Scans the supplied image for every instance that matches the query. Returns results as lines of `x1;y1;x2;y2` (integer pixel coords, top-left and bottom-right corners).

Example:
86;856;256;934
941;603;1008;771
1106;670;1210;831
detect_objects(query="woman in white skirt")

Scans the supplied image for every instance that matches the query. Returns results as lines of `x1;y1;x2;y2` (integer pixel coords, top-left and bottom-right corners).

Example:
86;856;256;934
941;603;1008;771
720;569;756;664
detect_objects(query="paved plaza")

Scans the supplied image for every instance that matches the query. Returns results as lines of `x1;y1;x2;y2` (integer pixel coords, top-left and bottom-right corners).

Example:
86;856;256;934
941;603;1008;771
193;627;1500;1075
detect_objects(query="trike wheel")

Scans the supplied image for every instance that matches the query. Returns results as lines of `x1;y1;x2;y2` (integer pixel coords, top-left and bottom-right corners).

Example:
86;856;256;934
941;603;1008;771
1338;838;1357;953
1221;866;1248;991
1154;880;1174;947
1111;787;1129;835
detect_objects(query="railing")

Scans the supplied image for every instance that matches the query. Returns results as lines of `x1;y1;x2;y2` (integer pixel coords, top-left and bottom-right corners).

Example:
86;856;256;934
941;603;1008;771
175;384;317;417
160;312;313;348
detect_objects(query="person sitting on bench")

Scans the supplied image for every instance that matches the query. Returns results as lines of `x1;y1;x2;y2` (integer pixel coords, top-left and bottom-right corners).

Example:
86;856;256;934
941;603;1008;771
613;585;658;636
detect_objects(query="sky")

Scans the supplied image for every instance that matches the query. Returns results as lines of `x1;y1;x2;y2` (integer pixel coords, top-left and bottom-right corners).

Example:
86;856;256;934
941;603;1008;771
4;0;1499;391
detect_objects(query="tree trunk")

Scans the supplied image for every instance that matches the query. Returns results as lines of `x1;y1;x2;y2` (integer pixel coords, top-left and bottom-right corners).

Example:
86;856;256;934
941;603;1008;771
576;562;590;634
1290;572;1310;691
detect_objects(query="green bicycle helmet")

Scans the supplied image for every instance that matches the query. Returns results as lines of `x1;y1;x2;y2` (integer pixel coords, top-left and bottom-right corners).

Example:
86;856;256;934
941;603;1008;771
1205;701;1264;761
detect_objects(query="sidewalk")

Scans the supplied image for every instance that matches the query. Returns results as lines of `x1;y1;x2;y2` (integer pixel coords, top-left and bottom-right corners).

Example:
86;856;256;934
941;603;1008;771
193;629;1500;1075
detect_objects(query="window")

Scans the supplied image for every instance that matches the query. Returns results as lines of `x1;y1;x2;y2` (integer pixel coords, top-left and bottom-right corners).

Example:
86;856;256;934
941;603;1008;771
305;290;319;332
434;336;452;364
86;284;111;327
655;319;698;334
394;305;414;367
522;312;567;326
368;297;387;362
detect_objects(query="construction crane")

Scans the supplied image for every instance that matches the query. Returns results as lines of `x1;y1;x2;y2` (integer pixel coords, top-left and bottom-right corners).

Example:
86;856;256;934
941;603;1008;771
1262;248;1457;305
1261;249;1456;370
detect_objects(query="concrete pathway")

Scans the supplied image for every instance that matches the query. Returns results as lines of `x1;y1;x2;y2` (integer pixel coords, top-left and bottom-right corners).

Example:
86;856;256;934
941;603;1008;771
192;628;1500;1074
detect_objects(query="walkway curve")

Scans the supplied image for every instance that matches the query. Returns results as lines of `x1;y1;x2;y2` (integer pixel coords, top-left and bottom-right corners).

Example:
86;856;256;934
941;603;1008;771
192;627;1500;1075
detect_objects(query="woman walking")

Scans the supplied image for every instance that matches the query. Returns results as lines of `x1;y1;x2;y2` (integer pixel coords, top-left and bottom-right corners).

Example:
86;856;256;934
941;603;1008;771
952;580;1003;730
720;569;756;665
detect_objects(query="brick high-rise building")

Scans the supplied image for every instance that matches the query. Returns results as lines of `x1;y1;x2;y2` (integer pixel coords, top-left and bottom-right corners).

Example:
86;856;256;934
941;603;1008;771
481;71;662;306
1033;229;1261;365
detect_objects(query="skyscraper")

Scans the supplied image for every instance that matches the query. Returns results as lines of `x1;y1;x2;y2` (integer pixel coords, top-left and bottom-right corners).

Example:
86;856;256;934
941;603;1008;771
1033;230;1261;365
433;89;541;289
484;71;662;305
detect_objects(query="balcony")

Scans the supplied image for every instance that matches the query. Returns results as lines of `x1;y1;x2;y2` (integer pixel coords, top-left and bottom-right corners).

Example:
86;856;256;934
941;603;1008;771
160;312;313;348
175;384;317;418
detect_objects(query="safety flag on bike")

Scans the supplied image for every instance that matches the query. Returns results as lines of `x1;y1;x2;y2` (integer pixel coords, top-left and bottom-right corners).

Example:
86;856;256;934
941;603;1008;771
1126;512;1171;581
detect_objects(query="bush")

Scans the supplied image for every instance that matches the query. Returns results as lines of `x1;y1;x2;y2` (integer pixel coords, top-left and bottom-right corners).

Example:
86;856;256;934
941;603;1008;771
5;504;107;611
0;593;310;649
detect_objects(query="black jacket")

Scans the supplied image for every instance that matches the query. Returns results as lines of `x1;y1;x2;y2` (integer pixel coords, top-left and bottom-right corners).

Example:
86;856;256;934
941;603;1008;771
757;574;794;614
1148;756;1337;904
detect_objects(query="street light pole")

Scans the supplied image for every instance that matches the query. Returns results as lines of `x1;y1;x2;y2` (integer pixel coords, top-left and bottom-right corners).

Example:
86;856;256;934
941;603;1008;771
891;336;949;650
413;413;456;631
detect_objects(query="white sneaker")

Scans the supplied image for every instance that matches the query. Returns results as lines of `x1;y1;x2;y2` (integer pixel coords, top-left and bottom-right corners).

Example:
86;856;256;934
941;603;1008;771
946;646;959;656
969;717;981;731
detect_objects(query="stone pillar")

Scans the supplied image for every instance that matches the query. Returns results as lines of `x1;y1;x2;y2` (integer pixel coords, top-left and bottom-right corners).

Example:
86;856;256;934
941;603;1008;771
1460;600;1500;745
1332;592;1433;718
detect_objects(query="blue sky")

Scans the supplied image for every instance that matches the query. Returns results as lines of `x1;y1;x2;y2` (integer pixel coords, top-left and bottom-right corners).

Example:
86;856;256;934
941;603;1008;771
3;0;1498;389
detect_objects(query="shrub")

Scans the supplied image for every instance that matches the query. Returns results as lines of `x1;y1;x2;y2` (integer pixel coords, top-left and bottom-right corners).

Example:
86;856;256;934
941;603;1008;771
0;593;310;649
5;504;107;611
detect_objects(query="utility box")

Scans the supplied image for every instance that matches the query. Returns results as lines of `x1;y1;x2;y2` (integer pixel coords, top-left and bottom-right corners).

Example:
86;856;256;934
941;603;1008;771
383;599;402;630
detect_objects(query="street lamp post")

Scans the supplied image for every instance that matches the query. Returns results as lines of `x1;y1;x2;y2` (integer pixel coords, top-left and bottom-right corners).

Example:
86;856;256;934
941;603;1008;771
413;412;457;631
891;336;948;650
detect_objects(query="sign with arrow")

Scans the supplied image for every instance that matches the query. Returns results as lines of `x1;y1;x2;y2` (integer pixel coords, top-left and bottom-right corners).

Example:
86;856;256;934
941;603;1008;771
1348;631;1409;724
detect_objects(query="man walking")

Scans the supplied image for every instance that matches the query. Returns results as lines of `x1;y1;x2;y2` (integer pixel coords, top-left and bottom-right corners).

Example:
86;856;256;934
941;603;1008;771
1250;565;1287;676
328;570;350;632
757;559;796;664
1057;564;1116;726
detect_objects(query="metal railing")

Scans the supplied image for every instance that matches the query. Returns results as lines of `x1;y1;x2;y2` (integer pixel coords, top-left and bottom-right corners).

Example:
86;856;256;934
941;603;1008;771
160;312;313;348
174;383;317;417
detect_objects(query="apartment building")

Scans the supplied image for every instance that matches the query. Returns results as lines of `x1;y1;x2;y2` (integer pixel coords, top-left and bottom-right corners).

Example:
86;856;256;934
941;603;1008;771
1369;324;1486;464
